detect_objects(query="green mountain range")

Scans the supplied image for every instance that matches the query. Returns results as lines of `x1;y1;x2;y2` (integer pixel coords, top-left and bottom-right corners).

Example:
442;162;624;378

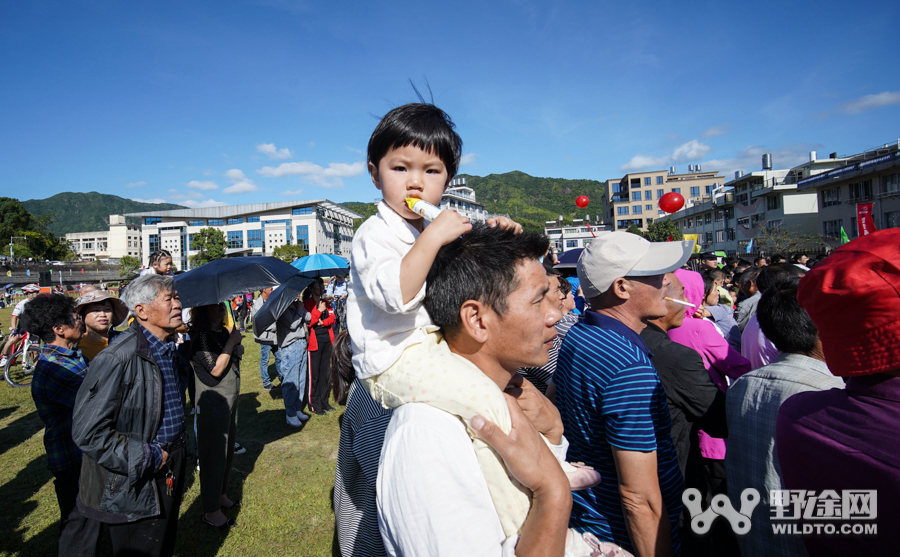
346;171;606;234
22;192;186;236
23;171;605;237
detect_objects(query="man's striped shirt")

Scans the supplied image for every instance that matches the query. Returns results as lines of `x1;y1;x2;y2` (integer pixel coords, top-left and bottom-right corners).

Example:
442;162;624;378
554;311;683;555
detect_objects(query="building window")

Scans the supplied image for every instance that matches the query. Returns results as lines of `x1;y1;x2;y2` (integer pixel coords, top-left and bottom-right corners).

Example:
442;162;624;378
644;177;652;186
188;234;194;249
767;195;781;211
617;206;629;215
671;188;681;194
690;187;700;197
823;219;843;238
145;217;161;225
227;218;243;225
226;231;243;249
727;228;735;241
715;210;723;222
695;217;703;227
705;213;712;224
208;219;224;226
188;220;204;227
885;211;900;229
882;174;900;195
646;204;653;211
737;216;750;228
630;191;640;202
657;176;664;185
566;240;579;248
292;207;313;215
247;229;263;248
633;206;643;214
646;218;653;224
149;234;160;253
705;232;713;244
296;225;309;251
716;230;725;242
848;180;873;201
247;216;260;223
821;188;841;208
705;185;712;195
644;191;652;201
656;189;664;199
612;182;621;193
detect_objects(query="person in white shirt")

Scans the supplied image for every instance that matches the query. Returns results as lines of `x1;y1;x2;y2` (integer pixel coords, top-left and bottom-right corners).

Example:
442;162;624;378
377;225;576;557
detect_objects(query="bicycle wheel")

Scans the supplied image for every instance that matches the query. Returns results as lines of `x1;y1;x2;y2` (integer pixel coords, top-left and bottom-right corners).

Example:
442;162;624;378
5;347;38;388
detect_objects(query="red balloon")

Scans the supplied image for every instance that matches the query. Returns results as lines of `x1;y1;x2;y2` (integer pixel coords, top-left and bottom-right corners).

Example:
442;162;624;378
575;195;590;209
658;192;685;214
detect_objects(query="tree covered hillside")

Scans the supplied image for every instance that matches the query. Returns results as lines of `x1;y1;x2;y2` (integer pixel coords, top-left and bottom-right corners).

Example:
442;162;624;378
23;192;186;236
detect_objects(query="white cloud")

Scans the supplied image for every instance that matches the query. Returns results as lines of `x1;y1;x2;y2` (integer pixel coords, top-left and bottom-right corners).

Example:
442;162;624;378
839;91;900;115
131;197;167;204
168;191;204;201
460;153;478;166
124;181;147;188
281;189;304;196
222;168;258;194
621;140;712;172
187;180;219;191
701;125;730;138
346;146;363;154
256;142;293;159
182;199;229;208
256;160;365;189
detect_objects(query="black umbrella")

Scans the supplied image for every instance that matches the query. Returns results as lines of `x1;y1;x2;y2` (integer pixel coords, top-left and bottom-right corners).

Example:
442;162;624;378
251;274;315;332
173;257;300;307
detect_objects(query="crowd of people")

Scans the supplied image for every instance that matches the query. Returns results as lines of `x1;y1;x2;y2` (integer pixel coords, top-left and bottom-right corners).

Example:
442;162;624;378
12;101;899;557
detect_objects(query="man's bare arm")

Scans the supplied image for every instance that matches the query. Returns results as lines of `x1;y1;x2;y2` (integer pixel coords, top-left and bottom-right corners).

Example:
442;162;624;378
611;447;672;557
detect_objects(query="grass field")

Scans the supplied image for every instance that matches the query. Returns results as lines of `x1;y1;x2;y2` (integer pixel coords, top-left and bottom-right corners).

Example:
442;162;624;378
0;301;342;557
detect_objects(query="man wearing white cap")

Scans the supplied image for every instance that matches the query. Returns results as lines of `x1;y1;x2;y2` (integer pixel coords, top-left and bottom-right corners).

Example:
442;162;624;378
554;231;693;557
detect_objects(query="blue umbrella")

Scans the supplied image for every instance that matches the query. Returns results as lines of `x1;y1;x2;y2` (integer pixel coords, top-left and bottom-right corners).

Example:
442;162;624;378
290;253;350;278
2;283;14;290
554;248;583;269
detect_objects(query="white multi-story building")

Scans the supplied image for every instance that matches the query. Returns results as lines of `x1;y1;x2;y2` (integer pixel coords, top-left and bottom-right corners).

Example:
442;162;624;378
439;177;492;221
126;199;362;271
65;214;143;262
544;218;611;252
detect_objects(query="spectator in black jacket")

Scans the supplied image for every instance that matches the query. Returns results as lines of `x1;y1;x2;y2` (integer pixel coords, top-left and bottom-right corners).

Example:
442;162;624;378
640;273;726;473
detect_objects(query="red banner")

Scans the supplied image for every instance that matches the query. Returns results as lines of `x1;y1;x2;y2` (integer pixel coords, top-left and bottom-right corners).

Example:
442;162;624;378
857;203;877;236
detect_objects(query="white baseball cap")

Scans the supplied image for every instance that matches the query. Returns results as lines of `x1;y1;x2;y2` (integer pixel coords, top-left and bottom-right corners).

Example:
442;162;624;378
577;232;694;298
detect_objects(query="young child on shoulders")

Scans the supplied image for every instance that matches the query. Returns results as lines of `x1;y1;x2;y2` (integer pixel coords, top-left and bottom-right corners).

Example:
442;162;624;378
346;103;601;544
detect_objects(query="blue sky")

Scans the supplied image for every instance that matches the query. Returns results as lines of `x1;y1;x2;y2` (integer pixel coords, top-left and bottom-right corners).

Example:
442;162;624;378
2;0;899;209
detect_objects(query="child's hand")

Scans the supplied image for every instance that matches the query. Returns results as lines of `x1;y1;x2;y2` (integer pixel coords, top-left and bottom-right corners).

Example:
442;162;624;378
424;210;472;246
486;216;523;234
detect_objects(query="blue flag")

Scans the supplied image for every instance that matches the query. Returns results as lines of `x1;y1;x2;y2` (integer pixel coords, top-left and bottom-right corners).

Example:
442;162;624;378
26;269;30;276
745;238;753;254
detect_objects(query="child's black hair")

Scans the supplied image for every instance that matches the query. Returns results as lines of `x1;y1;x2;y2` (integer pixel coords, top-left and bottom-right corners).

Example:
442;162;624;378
367;103;463;180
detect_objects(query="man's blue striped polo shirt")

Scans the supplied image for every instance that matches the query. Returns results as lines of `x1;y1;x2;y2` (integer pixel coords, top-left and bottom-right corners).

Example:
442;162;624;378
554;311;683;555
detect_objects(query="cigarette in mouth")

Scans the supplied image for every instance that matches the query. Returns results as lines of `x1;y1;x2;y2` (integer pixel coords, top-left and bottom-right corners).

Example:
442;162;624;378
665;297;696;308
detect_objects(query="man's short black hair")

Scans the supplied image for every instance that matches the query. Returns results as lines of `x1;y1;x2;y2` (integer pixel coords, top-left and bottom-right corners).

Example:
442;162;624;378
20;294;77;344
705;268;726;282
770;254;786;264
758;277;818;354
557;276;572;297
791;253;808;263
367;103;463;180
753;256;767;265
424;223;549;338
734;260;752;273
757;263;805;293
740;267;762;288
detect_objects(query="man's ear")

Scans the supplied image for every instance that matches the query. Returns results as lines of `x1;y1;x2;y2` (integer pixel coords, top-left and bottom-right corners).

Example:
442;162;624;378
610;278;631;301
458;300;490;344
369;162;381;190
133;303;150;322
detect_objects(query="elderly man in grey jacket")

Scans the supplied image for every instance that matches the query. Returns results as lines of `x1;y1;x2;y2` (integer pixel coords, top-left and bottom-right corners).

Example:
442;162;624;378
275;298;311;427
72;273;187;557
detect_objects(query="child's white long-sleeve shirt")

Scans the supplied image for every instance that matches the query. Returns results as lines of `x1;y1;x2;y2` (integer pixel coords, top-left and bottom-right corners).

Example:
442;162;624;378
347;200;433;379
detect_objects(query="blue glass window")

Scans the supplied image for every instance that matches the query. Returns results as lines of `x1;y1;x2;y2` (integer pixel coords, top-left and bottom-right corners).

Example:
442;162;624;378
208;219;224;226
296;225;309;250
293;207;313;215
657;176;664;185
227;218;243;225
188;220;205;227
247;216;260;223
145;217;161;225
227;230;243;249
247;229;263;248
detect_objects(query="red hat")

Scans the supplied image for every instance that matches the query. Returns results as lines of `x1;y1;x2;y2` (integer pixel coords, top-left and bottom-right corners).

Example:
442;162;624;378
798;229;900;377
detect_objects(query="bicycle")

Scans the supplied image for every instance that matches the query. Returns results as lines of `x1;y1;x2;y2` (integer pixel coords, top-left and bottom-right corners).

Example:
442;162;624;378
4;332;40;388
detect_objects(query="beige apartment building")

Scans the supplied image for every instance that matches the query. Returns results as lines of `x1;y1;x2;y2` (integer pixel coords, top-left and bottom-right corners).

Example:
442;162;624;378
603;166;725;231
